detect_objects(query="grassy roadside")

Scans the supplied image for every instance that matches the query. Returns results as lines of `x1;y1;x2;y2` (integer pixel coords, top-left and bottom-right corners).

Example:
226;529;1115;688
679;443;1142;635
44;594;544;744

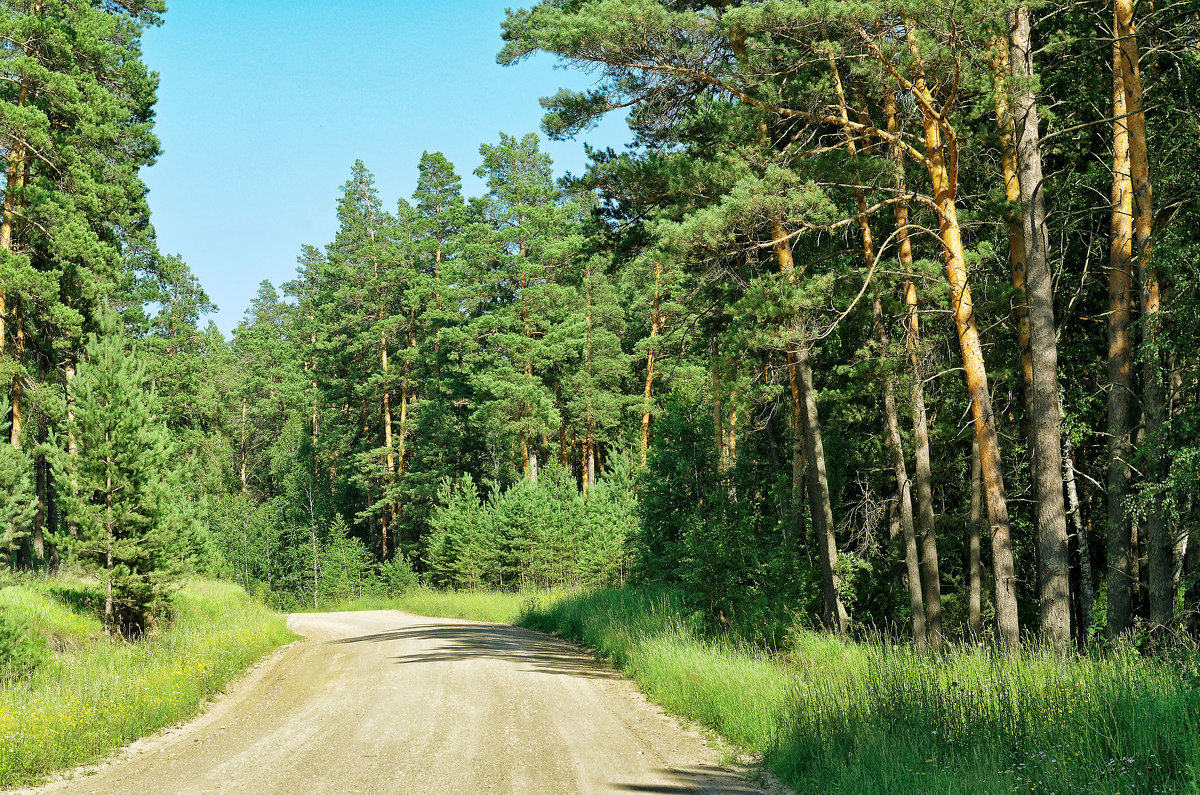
0;577;294;788
519;588;1200;795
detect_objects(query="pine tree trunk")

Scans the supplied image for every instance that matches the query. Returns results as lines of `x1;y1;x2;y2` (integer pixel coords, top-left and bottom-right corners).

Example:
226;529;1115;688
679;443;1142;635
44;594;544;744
876;296;927;649
0;74;29;367
772;220;844;628
104;459;115;635
1107;18;1137;637
1008;6;1071;649
32;447;45;564
587;440;595;491
557;380;568;466
796;341;849;633
10;307;23;450
641;261;662;468
885;93;943;646
711;341;725;465
969;438;983;638
239;397;248;496
1115;0;1168;625
381;329;394;559
919;106;1020;648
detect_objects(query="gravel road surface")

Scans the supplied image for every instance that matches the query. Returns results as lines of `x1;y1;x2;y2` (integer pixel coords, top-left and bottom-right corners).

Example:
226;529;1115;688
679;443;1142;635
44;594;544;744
21;610;776;794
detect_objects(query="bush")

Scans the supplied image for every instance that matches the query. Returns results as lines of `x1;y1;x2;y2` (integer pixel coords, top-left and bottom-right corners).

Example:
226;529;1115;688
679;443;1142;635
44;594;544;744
378;555;420;595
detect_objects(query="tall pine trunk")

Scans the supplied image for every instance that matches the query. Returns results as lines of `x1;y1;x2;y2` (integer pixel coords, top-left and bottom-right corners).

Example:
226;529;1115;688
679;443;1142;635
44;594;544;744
906;38;1021;644
1115;0;1169;626
876;296;927;649
1008;6;1072;648
885;94;943;644
831;65;923;644
1107;14;1137;636
772;221;847;632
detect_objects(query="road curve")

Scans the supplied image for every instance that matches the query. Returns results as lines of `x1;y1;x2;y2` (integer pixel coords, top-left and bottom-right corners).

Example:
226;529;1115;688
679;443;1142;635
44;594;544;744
22;610;776;794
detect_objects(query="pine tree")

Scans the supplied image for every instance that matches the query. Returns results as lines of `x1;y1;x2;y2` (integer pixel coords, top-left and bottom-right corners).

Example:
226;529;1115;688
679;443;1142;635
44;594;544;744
55;311;180;637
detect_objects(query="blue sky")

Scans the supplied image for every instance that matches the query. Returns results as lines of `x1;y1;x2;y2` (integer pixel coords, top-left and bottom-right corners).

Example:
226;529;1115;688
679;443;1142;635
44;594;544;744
141;0;629;335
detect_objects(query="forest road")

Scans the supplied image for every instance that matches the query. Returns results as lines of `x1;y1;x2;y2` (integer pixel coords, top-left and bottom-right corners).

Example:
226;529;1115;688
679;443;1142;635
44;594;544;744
23;609;781;795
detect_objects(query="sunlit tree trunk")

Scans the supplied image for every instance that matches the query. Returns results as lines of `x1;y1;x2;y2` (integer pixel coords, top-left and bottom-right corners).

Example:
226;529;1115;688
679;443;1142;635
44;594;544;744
1115;0;1168;626
240;397;248;496
899;28;1020;645
1107;13;1137;636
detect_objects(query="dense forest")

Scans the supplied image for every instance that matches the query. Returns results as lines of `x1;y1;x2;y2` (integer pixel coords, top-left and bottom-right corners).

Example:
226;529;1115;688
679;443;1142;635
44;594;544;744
2;0;1199;653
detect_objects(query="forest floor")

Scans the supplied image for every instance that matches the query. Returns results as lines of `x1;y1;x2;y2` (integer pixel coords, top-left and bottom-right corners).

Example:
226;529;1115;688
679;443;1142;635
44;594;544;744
17;609;785;795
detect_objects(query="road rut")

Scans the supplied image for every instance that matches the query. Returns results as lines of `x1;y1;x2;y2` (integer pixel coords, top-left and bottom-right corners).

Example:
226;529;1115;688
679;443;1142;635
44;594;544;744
23;610;775;794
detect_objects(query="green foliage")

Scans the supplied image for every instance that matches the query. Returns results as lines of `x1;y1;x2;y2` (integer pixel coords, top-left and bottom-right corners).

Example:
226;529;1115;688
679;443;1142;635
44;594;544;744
54;312;184;636
0;610;47;683
426;460;633;590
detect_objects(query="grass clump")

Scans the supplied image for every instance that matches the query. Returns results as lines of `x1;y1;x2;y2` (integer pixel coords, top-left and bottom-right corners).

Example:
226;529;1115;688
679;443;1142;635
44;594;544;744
0;577;293;788
520;587;1200;795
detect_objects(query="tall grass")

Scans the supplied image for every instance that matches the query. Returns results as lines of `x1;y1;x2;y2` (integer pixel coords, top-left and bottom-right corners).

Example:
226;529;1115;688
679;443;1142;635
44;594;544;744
0;577;293;788
521;588;1200;794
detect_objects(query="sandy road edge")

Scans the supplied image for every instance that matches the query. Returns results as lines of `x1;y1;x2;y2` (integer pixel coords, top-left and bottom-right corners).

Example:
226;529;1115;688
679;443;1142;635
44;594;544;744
9;638;304;793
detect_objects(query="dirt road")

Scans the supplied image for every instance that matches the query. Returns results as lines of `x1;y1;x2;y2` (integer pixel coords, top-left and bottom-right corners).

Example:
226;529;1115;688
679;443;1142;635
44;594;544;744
25;610;775;794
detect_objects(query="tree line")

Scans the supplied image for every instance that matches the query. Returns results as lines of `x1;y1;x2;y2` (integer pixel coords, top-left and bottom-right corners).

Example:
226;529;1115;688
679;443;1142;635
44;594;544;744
3;0;1199;649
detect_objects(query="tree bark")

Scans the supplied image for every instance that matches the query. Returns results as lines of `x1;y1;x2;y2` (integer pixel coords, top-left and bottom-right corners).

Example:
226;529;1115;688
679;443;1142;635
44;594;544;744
1115;0;1168;626
969;438;983;638
795;342;849;633
641;261;662;468
1009;6;1072;649
911;68;1021;646
239;397;248;496
885;92;944;646
1107;13;1137;637
876;296;927;649
773;221;846;630
10;306;23;450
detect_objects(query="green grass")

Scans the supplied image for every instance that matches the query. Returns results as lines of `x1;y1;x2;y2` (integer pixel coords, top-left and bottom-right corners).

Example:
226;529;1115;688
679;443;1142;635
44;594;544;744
0;576;294;788
520;588;1200;795
309;586;563;624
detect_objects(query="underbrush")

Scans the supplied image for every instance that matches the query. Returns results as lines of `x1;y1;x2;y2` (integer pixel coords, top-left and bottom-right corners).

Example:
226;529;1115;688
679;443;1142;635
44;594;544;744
0;576;293;788
310;586;562;624
520;588;1200;795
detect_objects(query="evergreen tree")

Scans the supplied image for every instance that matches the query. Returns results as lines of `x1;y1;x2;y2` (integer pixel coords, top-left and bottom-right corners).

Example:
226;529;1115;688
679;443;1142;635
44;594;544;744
55;311;180;636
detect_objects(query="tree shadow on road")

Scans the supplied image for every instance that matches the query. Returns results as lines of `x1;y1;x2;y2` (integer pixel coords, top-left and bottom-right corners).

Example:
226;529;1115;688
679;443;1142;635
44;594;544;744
330;623;620;679
610;765;770;794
